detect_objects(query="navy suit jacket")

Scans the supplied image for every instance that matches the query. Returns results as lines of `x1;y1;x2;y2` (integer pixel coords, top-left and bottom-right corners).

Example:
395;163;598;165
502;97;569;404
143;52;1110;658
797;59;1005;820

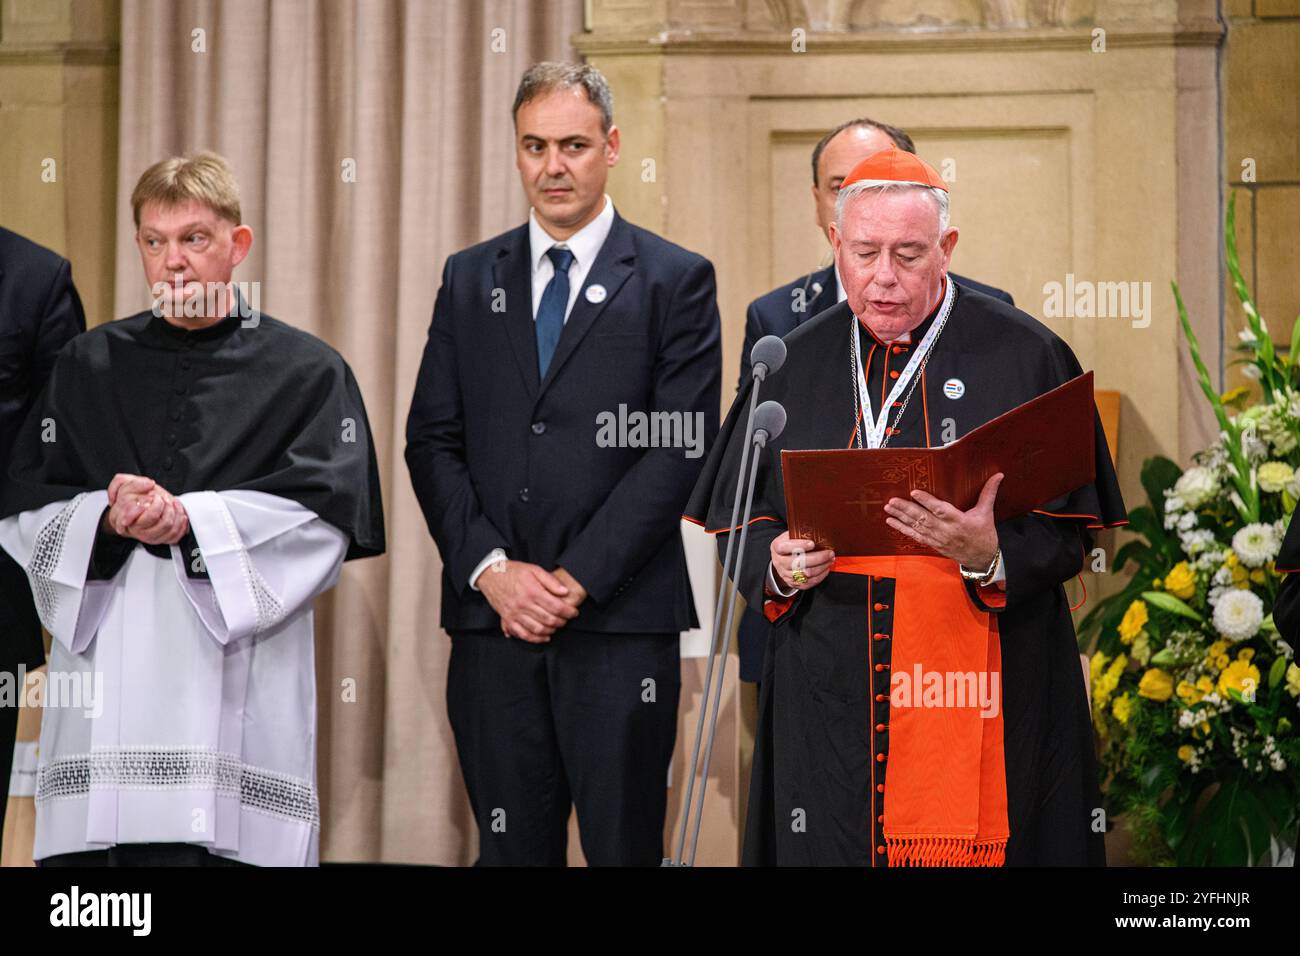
734;263;1014;681
0;227;86;670
406;211;722;634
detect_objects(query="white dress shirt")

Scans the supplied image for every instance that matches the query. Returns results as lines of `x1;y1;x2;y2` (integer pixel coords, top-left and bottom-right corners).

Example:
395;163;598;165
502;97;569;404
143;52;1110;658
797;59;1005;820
468;196;617;592
528;193;616;322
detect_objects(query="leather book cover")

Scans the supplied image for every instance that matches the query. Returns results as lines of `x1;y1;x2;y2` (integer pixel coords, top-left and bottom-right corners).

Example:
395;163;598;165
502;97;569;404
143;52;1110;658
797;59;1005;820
781;371;1097;555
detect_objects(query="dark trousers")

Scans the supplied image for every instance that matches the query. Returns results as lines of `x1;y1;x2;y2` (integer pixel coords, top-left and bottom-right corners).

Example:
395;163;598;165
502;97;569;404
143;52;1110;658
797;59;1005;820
447;627;680;866
39;843;253;867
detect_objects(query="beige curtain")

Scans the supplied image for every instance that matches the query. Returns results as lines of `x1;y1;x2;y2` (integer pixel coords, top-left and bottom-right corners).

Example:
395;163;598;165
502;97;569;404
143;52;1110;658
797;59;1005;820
113;0;585;864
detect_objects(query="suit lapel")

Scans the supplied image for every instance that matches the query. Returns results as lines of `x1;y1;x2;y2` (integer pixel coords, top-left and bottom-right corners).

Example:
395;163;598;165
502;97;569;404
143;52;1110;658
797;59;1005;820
536;212;635;397
492;226;540;399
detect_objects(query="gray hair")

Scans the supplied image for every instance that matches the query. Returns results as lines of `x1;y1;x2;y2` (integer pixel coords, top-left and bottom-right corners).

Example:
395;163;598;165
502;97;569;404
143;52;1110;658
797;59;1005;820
512;62;614;134
835;179;951;236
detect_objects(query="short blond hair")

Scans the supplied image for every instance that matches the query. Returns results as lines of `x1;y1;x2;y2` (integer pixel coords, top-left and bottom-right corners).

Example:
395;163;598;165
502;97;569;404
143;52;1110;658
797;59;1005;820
131;151;241;228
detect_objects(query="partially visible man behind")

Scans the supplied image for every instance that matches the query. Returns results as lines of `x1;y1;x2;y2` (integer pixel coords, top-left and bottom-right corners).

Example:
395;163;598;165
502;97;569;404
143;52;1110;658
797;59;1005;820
733;118;1016;686
0;227;86;856
406;62;720;865
0;153;385;866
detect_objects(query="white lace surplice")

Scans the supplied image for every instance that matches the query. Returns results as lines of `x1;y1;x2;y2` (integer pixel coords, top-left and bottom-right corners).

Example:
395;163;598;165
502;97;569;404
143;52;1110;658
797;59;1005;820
0;489;348;866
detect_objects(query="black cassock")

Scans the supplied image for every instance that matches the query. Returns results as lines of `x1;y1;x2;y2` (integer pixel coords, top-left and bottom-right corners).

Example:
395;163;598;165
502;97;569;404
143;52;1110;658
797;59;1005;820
1279;517;1300;859
1;306;385;563
1273;514;1300;640
684;282;1126;866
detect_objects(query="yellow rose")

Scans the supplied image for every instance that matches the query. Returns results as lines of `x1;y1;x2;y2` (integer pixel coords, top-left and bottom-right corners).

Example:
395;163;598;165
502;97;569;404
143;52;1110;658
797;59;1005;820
1112;693;1133;724
1177;680;1202;705
1249;569;1267;585
1138;668;1175;702
1163;562;1196;600
1119;600;1149;644
1225;553;1239;569
1196;675;1215;695
1215;654;1230;671
1218;659;1262;702
1178;745;1195;762
1208;640;1228;658
1237;647;1256;662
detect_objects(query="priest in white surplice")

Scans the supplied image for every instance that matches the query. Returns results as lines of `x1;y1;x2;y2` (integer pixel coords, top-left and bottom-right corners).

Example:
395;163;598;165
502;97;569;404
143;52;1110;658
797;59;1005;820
0;153;385;866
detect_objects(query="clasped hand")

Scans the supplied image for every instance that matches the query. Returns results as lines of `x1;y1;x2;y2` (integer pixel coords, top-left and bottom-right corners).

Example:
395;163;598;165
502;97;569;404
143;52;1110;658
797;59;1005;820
102;473;190;546
478;562;586;644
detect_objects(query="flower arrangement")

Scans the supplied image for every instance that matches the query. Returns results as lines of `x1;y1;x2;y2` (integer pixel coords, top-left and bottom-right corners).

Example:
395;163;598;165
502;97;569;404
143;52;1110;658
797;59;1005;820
1080;194;1300;866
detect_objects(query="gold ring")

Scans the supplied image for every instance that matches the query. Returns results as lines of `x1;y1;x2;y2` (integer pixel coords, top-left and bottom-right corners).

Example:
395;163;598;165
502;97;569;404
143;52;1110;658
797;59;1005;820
792;569;808;585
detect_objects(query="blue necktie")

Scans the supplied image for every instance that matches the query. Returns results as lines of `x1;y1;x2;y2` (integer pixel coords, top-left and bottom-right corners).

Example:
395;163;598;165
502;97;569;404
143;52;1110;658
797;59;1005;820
536;246;575;378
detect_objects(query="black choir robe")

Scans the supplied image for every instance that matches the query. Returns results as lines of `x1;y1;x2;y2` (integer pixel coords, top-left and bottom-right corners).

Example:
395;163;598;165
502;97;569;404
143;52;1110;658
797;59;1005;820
1;305;385;563
684;282;1126;866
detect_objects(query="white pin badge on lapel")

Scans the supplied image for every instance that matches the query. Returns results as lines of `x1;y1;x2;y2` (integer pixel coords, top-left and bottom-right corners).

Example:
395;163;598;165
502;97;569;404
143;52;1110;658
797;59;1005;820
943;378;965;400
585;284;607;304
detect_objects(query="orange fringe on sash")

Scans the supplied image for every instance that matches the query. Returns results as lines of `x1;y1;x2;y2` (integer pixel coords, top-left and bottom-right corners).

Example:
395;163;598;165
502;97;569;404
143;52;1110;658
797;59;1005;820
884;836;1008;867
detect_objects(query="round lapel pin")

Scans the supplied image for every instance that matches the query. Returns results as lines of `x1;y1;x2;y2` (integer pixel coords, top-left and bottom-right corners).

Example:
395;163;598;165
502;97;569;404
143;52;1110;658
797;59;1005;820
943;378;965;400
585;284;607;304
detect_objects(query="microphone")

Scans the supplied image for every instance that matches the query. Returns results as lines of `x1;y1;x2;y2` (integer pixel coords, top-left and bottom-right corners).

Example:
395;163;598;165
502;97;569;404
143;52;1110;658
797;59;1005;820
752;400;787;446
669;398;788;867
750;335;787;382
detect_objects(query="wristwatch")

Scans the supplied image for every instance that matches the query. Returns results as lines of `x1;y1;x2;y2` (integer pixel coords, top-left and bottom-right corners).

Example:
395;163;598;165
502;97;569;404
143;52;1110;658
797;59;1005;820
959;548;1001;587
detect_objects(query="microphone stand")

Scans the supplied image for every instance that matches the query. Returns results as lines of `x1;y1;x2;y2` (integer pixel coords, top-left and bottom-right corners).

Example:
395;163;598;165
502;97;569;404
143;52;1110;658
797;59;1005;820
667;389;782;867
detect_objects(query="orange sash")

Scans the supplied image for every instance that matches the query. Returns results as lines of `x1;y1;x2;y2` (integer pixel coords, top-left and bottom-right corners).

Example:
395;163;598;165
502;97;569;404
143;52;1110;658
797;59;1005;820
835;554;1009;866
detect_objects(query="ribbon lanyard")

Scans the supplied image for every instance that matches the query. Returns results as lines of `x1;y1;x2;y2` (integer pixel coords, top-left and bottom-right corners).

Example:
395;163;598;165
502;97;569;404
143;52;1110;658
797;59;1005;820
852;278;955;449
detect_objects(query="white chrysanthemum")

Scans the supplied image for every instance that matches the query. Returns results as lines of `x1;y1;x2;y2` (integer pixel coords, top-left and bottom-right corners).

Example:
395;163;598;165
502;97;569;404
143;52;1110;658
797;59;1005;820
1181;529;1216;554
1173;467;1218;509
1232;522;1280;567
1212;588;1264;642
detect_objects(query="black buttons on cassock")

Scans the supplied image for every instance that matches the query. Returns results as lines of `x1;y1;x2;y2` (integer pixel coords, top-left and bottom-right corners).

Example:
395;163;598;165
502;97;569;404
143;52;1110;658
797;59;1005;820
518;488;529;502
531;422;546;435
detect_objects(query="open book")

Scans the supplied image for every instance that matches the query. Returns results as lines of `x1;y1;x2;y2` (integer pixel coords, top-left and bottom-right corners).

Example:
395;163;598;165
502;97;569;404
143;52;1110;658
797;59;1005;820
781;371;1097;555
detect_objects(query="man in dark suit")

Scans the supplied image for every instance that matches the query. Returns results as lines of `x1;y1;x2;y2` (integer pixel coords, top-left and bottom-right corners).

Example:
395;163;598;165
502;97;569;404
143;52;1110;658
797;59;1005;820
405;63;721;865
0;227;86;853
735;118;1016;683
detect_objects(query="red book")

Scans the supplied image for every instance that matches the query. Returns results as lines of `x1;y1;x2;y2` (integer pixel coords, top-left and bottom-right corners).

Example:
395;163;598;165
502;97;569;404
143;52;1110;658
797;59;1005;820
781;372;1097;555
